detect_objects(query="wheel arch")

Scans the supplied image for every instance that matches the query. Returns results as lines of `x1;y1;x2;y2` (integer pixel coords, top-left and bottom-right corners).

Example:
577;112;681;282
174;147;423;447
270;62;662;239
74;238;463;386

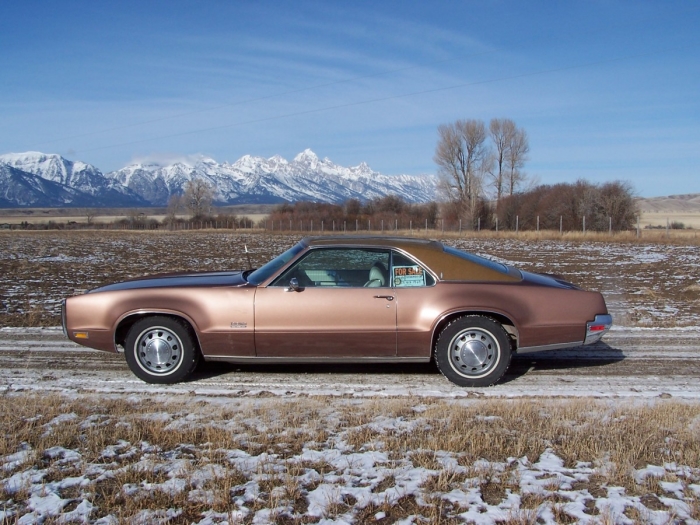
430;310;519;356
115;310;202;353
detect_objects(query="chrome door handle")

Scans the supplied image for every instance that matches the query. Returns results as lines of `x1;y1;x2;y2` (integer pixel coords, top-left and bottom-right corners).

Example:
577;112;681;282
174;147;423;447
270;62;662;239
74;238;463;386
374;295;394;301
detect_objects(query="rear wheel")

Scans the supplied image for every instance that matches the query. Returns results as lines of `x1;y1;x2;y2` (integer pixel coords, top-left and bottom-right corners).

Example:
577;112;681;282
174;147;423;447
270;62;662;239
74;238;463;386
124;316;200;384
435;315;511;387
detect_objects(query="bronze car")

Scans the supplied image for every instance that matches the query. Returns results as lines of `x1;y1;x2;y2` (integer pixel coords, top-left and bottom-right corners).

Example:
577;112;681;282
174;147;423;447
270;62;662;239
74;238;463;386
62;236;612;387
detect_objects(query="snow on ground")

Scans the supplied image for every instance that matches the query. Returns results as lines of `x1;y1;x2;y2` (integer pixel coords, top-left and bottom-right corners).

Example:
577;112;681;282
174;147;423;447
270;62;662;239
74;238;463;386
2;232;700;522
1;326;700;523
2;394;700;524
2;232;700;327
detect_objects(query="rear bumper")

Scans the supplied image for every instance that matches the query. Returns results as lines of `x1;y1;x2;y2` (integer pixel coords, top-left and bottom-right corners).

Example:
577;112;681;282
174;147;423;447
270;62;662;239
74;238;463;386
584;314;613;345
61;299;67;337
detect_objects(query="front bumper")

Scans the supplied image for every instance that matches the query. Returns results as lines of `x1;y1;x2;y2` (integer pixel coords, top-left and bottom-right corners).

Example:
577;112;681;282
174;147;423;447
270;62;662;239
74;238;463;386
584;314;613;345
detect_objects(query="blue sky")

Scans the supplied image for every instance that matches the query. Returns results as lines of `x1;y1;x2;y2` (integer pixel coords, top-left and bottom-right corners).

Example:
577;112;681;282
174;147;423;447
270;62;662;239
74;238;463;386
1;1;698;197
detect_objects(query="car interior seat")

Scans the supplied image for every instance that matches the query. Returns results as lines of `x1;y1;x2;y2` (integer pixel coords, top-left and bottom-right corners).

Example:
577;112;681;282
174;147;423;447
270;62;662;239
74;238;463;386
364;261;388;287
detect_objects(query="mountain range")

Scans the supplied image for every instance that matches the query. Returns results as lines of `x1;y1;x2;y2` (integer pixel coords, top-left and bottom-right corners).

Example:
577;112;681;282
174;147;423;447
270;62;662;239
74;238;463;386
0;150;437;208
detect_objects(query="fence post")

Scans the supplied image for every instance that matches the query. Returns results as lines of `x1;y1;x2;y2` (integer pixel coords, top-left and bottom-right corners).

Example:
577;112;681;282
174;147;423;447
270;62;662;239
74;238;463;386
515;216;518;233
395;219;398;231
321;220;324;232
381;220;384;233
609;217;612;235
477;217;480;232
410;220;412;235
459;219;462;234
344;221;346;232
636;216;640;238
355;219;358;231
583;216;586;234
425;218;428;231
666;217;669;238
560;216;563;234
537;216;539;232
496;217;499;232
368;219;371;231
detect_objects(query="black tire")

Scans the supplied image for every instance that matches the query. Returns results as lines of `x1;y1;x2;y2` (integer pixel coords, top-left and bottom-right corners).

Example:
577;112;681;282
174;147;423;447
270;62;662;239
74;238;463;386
124;316;200;384
435;315;511;387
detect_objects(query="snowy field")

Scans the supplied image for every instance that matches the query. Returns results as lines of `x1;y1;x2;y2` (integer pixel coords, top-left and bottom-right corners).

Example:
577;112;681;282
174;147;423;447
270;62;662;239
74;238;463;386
1;231;700;523
2;392;700;524
1;231;699;327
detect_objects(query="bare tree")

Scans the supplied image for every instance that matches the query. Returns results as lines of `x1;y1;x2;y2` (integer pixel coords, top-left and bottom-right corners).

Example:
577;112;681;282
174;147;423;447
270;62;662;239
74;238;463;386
599;181;638;230
434;119;488;229
488;118;516;202
165;194;183;227
183;179;214;218
505;125;529;196
83;208;97;225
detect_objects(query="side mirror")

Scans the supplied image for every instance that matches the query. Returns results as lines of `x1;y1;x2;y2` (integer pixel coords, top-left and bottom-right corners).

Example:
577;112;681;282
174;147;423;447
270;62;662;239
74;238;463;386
285;277;300;292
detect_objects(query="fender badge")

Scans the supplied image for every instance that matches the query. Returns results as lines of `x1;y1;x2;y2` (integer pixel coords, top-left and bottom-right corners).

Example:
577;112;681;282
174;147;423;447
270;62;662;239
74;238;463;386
230;322;247;329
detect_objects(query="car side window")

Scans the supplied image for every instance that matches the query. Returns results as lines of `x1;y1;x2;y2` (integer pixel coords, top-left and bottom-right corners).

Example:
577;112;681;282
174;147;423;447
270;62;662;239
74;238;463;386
391;252;435;287
270;248;391;288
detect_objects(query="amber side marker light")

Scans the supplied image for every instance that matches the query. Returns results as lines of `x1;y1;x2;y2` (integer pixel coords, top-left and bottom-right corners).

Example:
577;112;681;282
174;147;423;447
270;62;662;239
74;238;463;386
73;332;89;339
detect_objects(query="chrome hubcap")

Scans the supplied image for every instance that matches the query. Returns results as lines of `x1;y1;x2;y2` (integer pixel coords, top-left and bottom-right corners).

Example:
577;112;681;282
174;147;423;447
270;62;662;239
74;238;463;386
449;328;499;377
135;327;182;374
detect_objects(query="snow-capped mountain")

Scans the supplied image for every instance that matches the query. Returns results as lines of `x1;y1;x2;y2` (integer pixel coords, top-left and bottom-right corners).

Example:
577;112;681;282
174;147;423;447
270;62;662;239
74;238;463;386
0;150;437;207
0;163;101;207
108;149;436;205
0;152;148;207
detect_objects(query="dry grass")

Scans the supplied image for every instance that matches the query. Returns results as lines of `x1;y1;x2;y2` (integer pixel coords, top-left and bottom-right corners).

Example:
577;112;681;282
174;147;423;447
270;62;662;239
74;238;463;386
1;394;699;522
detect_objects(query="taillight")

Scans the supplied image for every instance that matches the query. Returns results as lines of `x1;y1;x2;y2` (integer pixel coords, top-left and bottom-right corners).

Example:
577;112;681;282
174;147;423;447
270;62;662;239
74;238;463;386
584;314;612;344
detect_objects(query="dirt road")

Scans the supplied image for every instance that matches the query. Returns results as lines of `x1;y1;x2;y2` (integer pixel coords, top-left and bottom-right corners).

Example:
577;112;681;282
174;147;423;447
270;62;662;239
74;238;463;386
1;326;698;399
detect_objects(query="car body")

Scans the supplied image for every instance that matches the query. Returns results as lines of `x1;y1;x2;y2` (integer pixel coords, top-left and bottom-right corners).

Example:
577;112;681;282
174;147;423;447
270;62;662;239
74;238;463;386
62;236;612;387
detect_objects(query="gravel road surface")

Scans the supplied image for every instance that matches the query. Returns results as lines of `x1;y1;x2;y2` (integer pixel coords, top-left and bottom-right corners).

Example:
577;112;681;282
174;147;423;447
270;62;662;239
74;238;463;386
1;326;699;399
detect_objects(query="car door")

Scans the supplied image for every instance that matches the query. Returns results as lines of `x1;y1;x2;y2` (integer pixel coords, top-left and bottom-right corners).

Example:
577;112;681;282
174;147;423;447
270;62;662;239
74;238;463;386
254;247;397;357
390;251;438;358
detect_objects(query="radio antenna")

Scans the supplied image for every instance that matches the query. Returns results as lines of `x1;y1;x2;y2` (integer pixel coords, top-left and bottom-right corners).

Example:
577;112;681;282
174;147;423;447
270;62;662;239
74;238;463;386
244;244;252;270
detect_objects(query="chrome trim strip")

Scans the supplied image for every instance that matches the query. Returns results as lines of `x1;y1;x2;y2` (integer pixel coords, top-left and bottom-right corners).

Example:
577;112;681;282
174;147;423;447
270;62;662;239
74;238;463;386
517;341;584;353
61;299;68;337
203;356;431;364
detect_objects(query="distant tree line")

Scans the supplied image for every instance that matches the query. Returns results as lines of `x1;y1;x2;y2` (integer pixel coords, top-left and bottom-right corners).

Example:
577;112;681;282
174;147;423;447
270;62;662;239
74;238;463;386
262;179;637;233
492;180;638;231
264;196;439;230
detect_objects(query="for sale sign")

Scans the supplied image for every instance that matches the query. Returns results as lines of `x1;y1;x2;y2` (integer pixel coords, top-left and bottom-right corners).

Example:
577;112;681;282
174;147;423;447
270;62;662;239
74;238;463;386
393;265;425;287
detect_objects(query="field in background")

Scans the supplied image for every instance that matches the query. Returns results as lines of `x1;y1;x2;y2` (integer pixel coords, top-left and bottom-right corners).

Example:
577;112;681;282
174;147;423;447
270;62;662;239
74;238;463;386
3;203;700;231
1;230;699;328
0;204;275;225
640;212;700;230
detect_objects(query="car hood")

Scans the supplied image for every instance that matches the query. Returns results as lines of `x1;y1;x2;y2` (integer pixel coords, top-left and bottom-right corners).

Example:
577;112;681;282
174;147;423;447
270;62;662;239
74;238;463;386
87;271;249;293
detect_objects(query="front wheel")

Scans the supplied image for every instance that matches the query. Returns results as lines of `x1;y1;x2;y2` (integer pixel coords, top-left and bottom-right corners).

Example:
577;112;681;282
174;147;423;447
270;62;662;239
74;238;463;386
124;316;200;384
435;316;511;387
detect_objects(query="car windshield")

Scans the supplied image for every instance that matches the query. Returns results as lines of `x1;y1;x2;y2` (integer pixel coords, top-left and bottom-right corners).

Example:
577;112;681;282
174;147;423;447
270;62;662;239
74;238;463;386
443;246;509;274
246;242;305;285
